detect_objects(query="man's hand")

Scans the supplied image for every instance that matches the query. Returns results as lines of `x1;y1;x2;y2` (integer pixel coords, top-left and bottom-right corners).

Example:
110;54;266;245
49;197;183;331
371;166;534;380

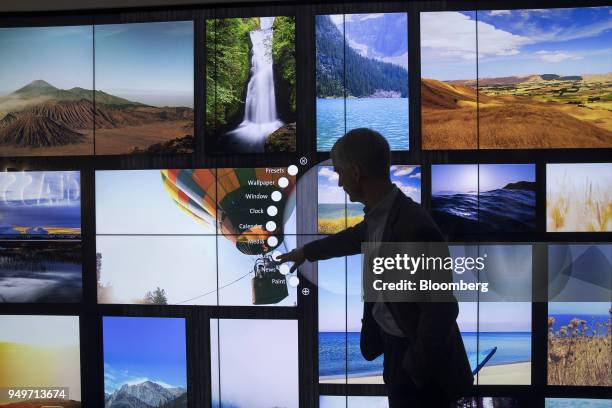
276;247;306;273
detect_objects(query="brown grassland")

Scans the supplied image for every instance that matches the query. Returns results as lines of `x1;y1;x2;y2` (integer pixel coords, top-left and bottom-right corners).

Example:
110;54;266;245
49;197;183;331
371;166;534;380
547;311;612;386
94;120;192;155
547;175;611;232
317;215;362;234
422;75;612;149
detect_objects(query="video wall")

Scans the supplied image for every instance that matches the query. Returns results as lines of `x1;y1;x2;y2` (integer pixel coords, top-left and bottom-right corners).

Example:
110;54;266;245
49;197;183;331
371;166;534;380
0;3;610;408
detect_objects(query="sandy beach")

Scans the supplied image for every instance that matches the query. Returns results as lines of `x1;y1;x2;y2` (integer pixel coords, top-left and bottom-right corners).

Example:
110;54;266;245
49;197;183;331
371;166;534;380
320;361;531;385
477;362;531;385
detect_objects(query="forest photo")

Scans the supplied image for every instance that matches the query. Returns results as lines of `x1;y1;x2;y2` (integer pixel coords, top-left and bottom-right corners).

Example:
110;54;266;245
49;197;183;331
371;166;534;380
206;16;296;153
316;13;409;151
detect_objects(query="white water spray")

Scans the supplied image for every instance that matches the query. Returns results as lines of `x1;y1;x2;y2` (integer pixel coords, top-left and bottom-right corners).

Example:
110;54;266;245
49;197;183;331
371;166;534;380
225;17;284;152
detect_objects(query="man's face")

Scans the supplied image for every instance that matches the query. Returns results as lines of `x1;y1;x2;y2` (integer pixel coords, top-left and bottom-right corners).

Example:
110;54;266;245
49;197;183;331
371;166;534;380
332;160;362;203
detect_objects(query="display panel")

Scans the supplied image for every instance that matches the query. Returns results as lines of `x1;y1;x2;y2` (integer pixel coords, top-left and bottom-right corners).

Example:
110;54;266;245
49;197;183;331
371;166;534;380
97;236;217;305
94;21;194;155
420;11;477;149
317;165;420;234
206;16;296;153
103;317;187;407
477;7;612;149
0;26;94;156
546;399;612;408
0;315;81;407
316;13;409;151
0;171;82;303
96;167;297;306
421;7;612;149
210;319;299;408
320;245;532;385
320;395;389;407
431;164;536;235
546;163;611;232
548;244;611;387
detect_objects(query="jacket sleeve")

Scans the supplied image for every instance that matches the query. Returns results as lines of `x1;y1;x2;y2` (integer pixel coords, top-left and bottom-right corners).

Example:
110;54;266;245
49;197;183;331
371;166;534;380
302;221;366;262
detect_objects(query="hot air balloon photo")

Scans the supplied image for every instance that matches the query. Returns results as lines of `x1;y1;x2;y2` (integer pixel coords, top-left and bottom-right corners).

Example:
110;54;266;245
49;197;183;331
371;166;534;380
95;167;297;306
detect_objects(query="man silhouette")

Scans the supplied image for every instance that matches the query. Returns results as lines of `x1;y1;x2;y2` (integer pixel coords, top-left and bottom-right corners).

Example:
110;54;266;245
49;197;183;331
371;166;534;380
278;128;473;407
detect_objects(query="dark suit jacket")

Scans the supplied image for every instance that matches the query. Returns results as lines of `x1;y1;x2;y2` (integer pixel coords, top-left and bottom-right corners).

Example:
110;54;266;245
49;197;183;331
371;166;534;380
304;190;474;399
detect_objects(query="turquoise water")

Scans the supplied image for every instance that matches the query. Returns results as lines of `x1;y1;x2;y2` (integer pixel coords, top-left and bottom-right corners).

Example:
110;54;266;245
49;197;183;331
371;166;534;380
317;98;409;151
319;331;531;379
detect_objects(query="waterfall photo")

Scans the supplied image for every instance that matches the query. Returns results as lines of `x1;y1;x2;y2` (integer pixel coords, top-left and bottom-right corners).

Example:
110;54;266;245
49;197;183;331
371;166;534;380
206;16;296;153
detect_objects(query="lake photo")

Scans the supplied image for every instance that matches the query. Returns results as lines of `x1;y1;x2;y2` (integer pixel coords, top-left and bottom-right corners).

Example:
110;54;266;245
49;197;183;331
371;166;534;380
316;13;409;151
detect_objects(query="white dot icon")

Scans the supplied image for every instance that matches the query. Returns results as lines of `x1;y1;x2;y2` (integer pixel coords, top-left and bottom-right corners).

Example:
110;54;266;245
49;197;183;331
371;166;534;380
267;205;278;216
267;236;278;247
288;165;298;176
271;191;282;202
272;251;282;261
288;276;300;287
279;264;290;275
265;221;277;232
278;177;289;188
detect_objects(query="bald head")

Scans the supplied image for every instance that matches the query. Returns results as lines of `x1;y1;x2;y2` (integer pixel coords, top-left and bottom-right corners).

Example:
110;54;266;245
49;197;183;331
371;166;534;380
331;128;390;180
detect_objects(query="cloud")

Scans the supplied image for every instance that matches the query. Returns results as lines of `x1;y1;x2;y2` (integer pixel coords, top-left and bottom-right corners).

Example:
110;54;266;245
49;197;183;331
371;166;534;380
318;166;339;182
535;50;584;63
421;12;529;61
409;173;421;179
489;10;511;16
355;13;384;21
391;165;416;177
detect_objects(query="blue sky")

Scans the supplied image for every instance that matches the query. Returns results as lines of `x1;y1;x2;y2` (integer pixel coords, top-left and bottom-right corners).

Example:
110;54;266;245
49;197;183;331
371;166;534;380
95;21;193;107
103;317;187;394
432;164;535;194
96;170;213;234
317;165;421;205
549;301;611;315
0;26;93;93
330;13;408;69
0;171;80;231
421;7;611;80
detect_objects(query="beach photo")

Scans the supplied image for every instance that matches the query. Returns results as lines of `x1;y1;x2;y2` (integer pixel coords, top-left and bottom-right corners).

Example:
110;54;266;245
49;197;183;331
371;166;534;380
206;17;296;153
431;164;535;235
421;7;612;149
211;319;298;408
0;315;81;407
0;26;94;156
104;317;187;408
317;165;420;234
94;21;194;154
316;13;409;151
546;163;611;232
